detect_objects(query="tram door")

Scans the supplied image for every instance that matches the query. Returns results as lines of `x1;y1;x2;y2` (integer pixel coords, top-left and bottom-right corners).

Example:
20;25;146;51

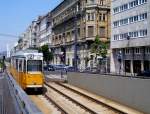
18;59;24;86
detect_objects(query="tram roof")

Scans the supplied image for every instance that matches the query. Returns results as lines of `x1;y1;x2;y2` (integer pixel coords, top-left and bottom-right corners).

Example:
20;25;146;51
12;49;43;58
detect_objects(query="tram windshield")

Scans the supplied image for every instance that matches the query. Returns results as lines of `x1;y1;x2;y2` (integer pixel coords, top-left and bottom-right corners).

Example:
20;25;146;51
27;60;42;72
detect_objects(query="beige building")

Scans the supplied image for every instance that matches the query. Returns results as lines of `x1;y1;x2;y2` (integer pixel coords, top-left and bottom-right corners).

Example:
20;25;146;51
51;0;111;69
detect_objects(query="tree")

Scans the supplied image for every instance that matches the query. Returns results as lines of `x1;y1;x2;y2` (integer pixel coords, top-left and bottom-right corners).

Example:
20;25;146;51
39;45;53;64
91;35;109;72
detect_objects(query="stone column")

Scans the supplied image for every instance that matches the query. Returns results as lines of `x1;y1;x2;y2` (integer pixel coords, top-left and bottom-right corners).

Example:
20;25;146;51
141;60;144;71
130;60;134;75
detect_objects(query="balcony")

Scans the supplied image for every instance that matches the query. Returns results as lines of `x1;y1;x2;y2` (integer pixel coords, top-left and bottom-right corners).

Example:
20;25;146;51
53;10;82;28
84;3;110;10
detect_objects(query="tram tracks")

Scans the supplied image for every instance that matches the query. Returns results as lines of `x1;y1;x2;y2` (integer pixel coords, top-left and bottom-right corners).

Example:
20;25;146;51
45;83;97;114
43;94;68;114
56;82;125;114
45;82;124;114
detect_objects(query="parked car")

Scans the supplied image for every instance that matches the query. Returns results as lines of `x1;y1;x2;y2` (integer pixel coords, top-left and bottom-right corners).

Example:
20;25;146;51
44;64;55;71
137;70;150;77
64;66;75;72
54;64;66;70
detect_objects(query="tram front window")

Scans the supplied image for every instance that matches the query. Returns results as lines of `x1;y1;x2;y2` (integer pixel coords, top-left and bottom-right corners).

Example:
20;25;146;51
27;60;42;72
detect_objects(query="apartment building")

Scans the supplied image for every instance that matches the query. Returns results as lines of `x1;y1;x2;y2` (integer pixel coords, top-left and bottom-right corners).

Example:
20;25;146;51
51;0;110;69
30;20;39;48
111;0;149;74
17;31;31;51
15;12;53;50
37;13;52;47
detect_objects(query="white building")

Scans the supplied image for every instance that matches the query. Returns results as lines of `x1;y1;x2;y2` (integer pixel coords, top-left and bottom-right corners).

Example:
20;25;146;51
38;13;52;47
111;0;149;74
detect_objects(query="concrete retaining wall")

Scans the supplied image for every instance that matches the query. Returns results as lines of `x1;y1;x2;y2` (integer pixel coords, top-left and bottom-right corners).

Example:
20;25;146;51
68;72;150;113
0;74;17;114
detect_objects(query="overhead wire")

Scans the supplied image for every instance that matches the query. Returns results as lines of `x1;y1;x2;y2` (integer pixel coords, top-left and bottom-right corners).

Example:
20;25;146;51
0;33;20;38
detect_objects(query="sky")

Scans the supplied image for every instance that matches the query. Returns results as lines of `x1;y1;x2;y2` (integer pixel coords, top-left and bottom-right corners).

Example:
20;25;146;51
0;0;62;52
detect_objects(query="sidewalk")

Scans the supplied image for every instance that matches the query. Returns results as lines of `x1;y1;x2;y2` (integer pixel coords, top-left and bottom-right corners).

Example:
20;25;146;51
0;73;5;114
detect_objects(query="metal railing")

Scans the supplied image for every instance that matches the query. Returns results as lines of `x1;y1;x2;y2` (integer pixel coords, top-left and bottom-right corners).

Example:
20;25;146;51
5;72;43;114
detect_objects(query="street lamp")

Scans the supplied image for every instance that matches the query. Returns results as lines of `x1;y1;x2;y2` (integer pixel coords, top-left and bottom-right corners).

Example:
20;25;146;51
60;51;65;79
74;4;79;71
117;50;122;74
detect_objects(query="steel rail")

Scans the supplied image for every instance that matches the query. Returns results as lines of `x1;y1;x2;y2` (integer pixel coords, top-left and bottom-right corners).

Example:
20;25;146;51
45;82;97;114
56;82;125;114
43;94;68;114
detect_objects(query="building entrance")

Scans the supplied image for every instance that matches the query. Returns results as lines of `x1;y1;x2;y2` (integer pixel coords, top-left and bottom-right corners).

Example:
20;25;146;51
144;61;150;71
125;60;131;73
133;60;141;73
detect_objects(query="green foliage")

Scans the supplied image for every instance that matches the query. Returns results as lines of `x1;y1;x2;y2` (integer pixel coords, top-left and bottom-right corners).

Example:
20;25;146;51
91;35;109;58
39;45;53;63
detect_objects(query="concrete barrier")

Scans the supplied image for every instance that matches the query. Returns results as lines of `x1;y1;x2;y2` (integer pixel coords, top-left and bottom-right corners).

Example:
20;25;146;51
68;72;150;113
0;73;17;114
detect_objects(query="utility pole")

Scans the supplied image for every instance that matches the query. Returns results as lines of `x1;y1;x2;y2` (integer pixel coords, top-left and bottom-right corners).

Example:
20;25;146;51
74;4;78;71
3;56;5;72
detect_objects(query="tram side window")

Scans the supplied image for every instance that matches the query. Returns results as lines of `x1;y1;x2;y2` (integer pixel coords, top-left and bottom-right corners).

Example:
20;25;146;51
18;59;24;72
16;59;18;70
24;60;26;72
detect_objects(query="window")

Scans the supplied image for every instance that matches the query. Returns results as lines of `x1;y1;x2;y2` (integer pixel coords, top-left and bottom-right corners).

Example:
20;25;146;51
91;13;95;21
129;17;134;23
124;18;128;24
139;13;147;20
113;12;147;28
114;34;120;41
88;26;94;37
139;29;147;37
99;13;102;21
27;60;42;72
113;29;147;40
123;4;128;10
87;13;90;21
114;0;147;14
135;48;141;54
87;13;95;21
134;15;138;22
133;31;139;38
99;0;103;5
78;28;80;37
145;47;150;54
24;60;26;72
103;14;106;21
113;7;119;13
18;59;23;72
125;48;130;54
99;27;105;37
99;13;106;21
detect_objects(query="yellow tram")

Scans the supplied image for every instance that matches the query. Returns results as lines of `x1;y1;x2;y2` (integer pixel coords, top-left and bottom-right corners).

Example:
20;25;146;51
9;49;44;90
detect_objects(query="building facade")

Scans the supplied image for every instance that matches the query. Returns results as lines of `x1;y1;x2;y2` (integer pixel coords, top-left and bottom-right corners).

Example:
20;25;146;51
14;13;53;51
13;0;110;70
37;13;52;47
51;0;110;69
111;0;149;74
